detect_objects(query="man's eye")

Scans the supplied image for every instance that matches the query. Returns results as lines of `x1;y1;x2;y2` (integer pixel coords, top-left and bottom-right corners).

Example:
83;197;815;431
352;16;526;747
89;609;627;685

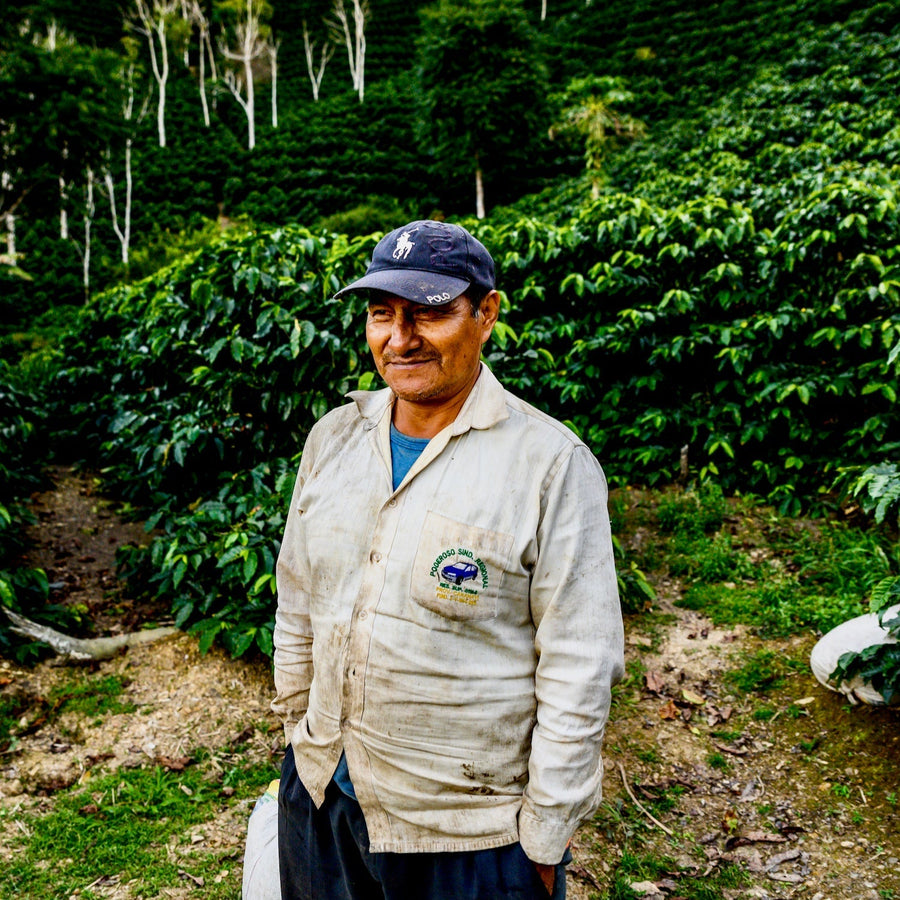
368;308;391;319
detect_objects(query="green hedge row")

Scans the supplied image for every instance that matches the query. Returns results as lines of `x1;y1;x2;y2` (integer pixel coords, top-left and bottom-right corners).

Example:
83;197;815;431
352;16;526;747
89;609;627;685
50;159;900;652
0;363;55;660
22;0;900;657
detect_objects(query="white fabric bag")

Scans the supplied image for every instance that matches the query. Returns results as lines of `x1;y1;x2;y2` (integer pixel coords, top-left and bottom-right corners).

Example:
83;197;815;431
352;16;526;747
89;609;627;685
242;780;281;900
809;604;899;705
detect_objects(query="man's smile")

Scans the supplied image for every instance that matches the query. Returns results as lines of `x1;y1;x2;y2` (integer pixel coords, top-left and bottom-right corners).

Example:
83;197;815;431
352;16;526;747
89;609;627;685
383;356;437;368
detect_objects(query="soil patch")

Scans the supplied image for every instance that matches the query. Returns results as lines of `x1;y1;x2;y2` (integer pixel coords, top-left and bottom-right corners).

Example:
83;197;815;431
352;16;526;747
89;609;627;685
2;470;899;899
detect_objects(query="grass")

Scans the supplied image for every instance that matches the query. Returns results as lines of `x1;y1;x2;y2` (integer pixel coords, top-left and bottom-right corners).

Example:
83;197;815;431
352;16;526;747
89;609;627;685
620;481;899;639
595;481;900;899
6;479;894;899
48;674;136;718
1;674;135;749
725;649;805;693
0;757;277;899
1;665;278;898
599;848;748;899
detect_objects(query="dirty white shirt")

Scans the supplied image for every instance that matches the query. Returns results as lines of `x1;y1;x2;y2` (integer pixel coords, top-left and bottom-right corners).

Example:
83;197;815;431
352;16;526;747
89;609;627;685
272;364;624;865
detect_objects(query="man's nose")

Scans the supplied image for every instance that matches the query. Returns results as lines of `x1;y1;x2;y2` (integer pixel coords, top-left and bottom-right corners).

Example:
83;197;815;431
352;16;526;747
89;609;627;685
388;314;420;351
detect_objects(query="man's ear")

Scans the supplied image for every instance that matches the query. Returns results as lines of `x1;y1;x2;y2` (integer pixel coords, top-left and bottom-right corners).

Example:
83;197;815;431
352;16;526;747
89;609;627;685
479;290;501;345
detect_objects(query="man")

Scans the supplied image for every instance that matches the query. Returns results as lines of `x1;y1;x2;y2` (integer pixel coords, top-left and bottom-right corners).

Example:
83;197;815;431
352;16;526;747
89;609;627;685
273;219;624;900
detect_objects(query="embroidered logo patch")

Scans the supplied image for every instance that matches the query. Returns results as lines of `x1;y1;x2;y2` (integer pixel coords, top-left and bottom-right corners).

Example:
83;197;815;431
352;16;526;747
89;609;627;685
429;547;489;606
393;230;416;260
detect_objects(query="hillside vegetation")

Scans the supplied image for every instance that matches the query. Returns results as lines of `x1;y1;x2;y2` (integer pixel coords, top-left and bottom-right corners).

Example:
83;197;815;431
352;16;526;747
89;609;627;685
2;0;899;662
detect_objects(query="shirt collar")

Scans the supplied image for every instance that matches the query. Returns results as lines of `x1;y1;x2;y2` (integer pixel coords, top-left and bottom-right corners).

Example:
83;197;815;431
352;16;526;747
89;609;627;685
347;362;510;434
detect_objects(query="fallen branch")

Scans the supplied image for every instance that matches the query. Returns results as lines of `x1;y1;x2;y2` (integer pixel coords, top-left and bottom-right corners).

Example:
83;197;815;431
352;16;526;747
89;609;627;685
3;608;178;662
618;762;675;836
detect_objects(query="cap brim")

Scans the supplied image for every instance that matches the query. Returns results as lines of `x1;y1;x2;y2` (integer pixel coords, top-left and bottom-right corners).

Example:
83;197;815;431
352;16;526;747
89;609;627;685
333;268;470;306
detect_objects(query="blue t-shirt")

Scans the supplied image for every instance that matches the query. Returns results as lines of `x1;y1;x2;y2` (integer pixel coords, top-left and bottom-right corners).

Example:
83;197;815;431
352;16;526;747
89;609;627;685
332;423;430;799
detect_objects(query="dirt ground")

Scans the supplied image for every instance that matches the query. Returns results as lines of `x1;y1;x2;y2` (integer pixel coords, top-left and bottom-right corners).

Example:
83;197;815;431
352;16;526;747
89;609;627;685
2;468;899;899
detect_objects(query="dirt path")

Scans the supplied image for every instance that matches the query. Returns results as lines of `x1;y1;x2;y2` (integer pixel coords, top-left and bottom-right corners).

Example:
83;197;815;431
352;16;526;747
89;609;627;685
2;469;899;899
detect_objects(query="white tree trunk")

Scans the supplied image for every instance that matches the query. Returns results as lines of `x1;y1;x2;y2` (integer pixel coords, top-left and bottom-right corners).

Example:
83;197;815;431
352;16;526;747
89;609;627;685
541;0;548;21
268;41;279;129
59;175;69;239
124;140;133;262
179;0;190;65
303;22;332;101
155;17;170;147
105;137;133;267
133;0;176;148
104;65;139;266
1;170;19;266
244;50;255;149
475;161;485;220
352;0;366;103
220;0;269;151
202;16;218;113
198;21;211;126
83;167;95;296
191;1;215;126
331;0;368;103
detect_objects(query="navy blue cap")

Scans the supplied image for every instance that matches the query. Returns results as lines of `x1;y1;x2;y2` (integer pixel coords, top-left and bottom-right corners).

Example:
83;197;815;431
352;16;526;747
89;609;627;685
333;220;495;306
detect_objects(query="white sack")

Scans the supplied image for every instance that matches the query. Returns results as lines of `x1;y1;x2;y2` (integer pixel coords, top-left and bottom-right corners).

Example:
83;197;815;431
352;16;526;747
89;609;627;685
809;605;899;705
242;780;281;900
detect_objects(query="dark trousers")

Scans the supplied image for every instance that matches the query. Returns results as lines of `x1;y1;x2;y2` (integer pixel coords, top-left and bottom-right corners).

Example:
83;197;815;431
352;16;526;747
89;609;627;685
277;745;567;900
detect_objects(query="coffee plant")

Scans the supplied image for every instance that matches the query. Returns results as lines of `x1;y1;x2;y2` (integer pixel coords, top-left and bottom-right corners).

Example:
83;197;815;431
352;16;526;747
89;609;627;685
5;0;899;662
0;362;59;660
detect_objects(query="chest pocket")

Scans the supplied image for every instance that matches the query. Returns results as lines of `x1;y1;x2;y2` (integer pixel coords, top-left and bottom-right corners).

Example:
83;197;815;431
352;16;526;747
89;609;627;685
410;511;515;621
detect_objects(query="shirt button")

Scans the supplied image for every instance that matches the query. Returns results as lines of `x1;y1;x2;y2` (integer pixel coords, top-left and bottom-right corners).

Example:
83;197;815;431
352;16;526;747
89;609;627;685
358;610;368;620
388;498;397;508
340;718;350;730
370;551;382;563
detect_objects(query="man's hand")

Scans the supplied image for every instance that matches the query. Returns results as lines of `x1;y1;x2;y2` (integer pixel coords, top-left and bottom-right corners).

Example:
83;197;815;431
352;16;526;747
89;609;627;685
534;861;554;894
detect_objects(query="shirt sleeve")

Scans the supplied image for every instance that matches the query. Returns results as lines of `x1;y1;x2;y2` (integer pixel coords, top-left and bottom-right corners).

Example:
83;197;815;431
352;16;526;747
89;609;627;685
271;440;316;747
518;445;626;865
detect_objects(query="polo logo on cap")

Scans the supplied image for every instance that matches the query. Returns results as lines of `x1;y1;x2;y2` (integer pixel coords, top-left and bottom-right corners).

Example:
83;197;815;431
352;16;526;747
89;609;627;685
393;231;416;261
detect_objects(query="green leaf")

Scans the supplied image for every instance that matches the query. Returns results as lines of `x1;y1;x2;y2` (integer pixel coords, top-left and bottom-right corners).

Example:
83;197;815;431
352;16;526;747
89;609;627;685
196;620;225;656
0;577;15;607
228;629;256;658
256;626;275;658
298;320;316;349
243;552;259;583
174;602;194;629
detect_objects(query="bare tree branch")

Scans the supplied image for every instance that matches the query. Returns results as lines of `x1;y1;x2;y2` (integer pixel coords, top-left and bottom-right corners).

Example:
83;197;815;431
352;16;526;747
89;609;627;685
303;20;333;102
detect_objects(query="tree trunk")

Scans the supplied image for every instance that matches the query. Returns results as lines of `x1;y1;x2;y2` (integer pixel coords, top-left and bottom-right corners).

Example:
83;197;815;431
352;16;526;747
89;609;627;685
4;608;179;663
198;28;211;127
354;0;366;103
244;53;255;150
105;138;133;267
134;1;174;148
269;42;278;129
156;17;169;147
304;23;332;102
59;176;69;239
59;143;70;238
331;0;368;103
124;139;133;262
83;168;95;297
475;161;485;220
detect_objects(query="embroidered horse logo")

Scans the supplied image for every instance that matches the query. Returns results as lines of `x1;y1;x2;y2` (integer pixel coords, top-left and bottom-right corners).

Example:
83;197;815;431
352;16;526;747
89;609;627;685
393;231;415;260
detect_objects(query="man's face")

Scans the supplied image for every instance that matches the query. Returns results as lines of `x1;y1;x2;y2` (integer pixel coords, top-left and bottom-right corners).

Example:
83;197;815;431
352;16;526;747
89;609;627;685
365;294;498;408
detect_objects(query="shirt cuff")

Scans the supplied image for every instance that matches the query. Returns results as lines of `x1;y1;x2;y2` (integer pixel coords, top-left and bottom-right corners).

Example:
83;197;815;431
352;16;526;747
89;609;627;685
518;809;572;865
